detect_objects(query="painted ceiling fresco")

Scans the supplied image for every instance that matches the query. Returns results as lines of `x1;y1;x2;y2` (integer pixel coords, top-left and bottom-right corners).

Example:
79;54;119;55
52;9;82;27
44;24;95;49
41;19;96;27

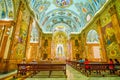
27;0;108;34
0;0;14;20
0;0;108;34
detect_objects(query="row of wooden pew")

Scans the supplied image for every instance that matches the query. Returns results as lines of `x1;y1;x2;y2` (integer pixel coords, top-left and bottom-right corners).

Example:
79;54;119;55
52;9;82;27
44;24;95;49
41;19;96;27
17;63;67;78
67;60;120;77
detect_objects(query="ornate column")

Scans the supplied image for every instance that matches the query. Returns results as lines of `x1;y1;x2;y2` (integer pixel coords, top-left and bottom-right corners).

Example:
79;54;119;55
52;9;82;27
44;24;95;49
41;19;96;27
82;33;87;59
0;21;14;60
0;20;14;73
38;31;42;59
97;19;107;62
70;37;75;60
9;1;24;59
0;26;8;73
109;5;120;44
25;17;33;60
0;26;7;59
0;26;5;47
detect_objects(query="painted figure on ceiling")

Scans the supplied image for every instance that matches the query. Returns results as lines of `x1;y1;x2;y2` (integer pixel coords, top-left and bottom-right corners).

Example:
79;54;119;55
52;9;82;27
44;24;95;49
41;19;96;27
56;0;71;7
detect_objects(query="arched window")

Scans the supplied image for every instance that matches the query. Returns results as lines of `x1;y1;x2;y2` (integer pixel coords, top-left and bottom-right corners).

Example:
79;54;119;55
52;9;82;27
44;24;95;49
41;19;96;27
30;21;39;43
87;30;99;43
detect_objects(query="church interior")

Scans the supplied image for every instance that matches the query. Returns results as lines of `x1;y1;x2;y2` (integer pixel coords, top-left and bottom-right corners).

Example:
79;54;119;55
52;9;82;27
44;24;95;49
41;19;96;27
0;0;120;80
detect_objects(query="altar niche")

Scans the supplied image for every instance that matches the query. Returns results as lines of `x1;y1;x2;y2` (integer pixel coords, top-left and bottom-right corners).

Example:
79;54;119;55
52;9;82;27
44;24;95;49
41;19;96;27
51;31;69;60
56;44;65;58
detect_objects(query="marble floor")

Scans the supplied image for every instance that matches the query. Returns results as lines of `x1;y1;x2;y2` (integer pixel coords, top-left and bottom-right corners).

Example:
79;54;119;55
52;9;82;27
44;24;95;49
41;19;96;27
1;65;120;80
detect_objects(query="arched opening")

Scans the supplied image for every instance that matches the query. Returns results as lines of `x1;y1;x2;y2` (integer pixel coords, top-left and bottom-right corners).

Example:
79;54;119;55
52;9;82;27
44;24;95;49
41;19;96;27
86;29;102;62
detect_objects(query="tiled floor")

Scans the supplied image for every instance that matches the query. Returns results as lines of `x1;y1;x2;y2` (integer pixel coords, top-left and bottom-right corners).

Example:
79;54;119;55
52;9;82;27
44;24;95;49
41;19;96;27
0;65;120;80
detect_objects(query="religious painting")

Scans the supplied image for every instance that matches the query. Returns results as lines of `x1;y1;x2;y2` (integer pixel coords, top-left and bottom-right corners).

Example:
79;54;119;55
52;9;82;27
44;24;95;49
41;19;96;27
54;0;72;8
82;7;87;13
39;6;45;12
15;20;28;59
0;0;6;19
15;44;25;59
102;22;120;58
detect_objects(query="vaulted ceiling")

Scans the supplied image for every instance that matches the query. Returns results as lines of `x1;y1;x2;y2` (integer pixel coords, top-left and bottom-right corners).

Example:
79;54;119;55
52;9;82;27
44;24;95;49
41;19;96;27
27;0;108;34
0;0;108;34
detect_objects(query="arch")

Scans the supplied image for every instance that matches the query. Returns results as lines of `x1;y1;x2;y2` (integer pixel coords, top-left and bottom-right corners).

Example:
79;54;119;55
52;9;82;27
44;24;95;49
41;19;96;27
86;29;99;43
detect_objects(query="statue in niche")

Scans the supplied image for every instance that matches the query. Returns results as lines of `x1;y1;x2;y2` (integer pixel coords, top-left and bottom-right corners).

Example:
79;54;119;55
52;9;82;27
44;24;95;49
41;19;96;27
58;45;62;54
56;44;64;58
75;39;79;46
44;39;48;47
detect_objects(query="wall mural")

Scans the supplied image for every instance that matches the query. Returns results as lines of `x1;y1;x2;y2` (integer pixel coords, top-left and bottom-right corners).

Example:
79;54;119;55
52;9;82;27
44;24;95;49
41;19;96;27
15;7;30;59
100;9;111;27
102;22;120;58
0;0;14;19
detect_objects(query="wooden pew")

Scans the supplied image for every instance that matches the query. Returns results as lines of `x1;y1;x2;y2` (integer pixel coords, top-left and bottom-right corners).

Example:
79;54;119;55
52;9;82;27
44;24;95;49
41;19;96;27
83;64;120;76
67;60;120;76
17;63;67;77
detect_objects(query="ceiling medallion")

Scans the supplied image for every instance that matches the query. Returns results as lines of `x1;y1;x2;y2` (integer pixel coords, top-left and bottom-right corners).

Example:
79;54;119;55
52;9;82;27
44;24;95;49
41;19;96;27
54;0;73;8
